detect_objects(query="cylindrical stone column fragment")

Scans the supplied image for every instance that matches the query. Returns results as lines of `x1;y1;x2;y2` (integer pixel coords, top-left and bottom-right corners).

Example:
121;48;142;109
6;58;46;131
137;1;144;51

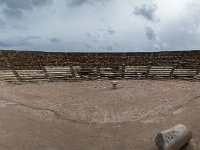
155;124;192;150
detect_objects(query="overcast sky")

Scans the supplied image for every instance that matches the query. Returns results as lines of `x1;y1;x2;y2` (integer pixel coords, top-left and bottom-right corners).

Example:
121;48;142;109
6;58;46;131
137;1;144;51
0;0;200;52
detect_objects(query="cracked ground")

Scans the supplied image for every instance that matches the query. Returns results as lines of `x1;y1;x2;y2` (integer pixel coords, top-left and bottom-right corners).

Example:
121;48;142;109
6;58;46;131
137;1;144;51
0;80;200;150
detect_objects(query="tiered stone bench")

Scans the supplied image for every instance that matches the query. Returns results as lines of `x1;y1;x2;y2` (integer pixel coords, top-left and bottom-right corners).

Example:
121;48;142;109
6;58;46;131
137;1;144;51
1;50;200;83
16;70;47;82
124;66;148;79
0;70;18;83
44;66;73;80
148;66;173;78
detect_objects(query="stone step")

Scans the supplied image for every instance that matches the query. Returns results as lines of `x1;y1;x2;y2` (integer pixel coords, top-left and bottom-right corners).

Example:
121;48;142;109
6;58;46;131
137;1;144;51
45;69;71;72
151;66;173;69
149;72;171;75
0;70;17;82
48;75;72;78
149;73;171;76
172;75;195;77
21;78;50;82
47;71;72;73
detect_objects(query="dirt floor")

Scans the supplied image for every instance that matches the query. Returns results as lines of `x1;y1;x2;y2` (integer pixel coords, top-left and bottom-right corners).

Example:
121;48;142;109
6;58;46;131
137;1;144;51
0;79;200;150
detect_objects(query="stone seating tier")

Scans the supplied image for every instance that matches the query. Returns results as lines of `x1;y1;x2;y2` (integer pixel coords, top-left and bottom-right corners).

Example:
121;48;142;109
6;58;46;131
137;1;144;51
1;50;200;82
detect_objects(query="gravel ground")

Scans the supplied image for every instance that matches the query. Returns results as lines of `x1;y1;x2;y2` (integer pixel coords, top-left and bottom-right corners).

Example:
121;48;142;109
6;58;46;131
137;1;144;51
0;79;199;150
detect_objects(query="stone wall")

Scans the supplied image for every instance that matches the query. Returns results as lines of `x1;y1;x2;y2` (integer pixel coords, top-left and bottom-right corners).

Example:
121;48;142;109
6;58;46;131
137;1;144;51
1;50;200;69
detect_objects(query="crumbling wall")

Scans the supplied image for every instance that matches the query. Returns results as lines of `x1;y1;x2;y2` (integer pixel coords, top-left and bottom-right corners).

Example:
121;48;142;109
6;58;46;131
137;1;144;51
1;50;200;69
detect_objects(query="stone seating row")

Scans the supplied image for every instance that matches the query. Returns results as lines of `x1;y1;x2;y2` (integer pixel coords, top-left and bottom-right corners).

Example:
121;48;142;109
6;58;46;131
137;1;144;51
0;70;18;83
0;65;200;83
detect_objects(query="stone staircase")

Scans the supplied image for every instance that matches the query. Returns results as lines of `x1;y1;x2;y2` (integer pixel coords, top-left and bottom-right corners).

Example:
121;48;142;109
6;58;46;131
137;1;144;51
71;66;81;79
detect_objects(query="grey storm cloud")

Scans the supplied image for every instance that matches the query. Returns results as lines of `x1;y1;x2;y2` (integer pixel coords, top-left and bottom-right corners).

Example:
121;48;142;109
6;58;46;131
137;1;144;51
26;36;41;40
0;40;17;47
96;26;116;36
11;24;28;31
68;0;90;7
0;38;28;47
50;37;61;43
0;19;6;28
67;0;107;7
134;3;159;22
0;36;41;47
145;27;158;41
86;26;115;43
0;0;199;52
86;32;100;43
0;0;53;10
0;0;53;19
2;8;23;19
85;28;115;51
101;44;113;51
107;26;116;35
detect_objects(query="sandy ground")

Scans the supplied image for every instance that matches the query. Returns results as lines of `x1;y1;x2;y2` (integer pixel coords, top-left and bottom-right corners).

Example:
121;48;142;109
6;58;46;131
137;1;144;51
0;79;200;150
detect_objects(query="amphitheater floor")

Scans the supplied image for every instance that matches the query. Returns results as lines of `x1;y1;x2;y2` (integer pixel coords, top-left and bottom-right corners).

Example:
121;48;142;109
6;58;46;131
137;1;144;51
0;79;200;150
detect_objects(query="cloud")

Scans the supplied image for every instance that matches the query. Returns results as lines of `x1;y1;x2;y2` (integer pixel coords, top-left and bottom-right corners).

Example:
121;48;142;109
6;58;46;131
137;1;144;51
31;0;53;7
26;36;41;40
11;24;28;30
0;0;53;20
0;36;41;47
0;0;199;52
86;32;100;43
67;0;90;7
107;26;116;35
85;27;116;51
0;0;53;10
0;19;6;28
106;43;113;51
158;6;200;51
162;42;170;48
178;27;193;34
186;1;200;26
50;37;61;43
2;8;23;19
153;44;160;51
100;42;114;51
0;38;29;47
84;43;92;49
0;39;17;47
145;27;158;41
134;3;159;22
67;0;108;8
132;45;143;52
178;27;186;31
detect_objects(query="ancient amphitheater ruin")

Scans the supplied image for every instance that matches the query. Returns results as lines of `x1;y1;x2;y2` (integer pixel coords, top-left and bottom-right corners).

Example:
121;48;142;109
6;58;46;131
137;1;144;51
1;50;200;82
0;50;200;149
